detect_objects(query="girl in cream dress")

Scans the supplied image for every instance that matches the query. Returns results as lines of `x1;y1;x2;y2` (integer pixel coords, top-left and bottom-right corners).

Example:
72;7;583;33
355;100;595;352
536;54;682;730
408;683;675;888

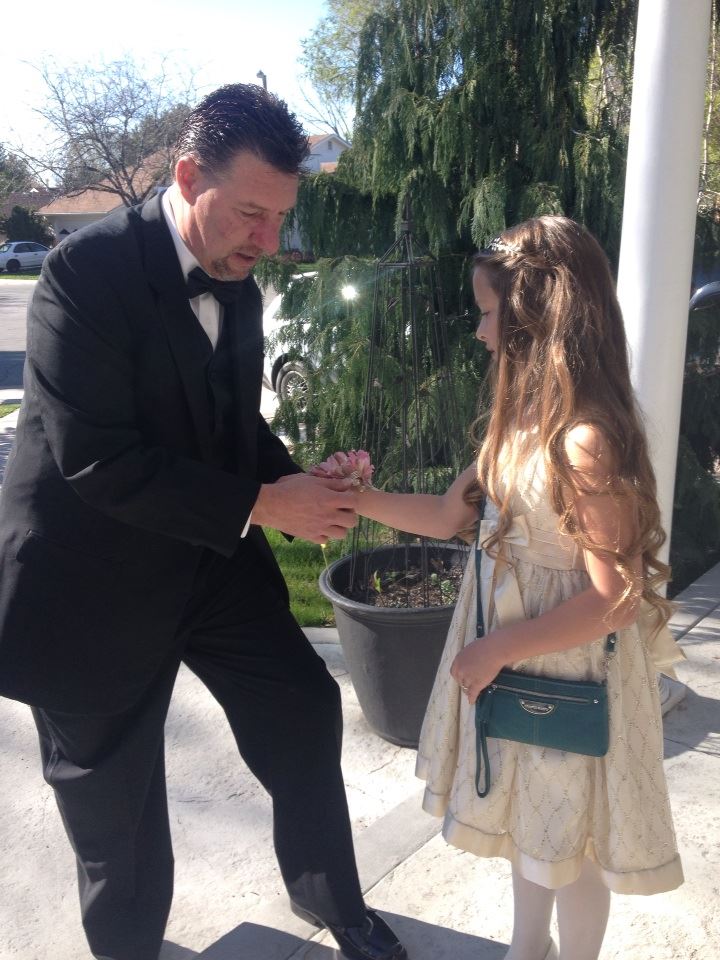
348;216;683;960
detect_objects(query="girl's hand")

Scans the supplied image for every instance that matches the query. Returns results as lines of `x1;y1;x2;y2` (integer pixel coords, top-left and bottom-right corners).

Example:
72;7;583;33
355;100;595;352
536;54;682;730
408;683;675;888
450;635;507;704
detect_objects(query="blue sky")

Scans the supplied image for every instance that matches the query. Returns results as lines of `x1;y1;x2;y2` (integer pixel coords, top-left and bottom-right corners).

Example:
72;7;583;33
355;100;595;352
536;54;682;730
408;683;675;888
2;0;330;153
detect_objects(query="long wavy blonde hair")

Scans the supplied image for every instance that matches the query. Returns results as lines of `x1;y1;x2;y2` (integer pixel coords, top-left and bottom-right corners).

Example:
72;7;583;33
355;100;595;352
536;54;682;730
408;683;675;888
467;215;671;624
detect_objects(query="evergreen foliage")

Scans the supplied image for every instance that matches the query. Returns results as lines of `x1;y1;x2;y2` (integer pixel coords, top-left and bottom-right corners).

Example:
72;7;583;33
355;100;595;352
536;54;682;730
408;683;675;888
700;2;720;210
283;0;720;595
286;0;639;483
288;0;643;485
293;172;396;258
0;206;54;247
296;0;635;259
269;252;486;472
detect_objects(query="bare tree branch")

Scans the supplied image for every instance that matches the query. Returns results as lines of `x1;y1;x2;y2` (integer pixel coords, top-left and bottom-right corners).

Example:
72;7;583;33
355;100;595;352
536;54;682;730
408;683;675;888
11;56;196;206
295;81;354;141
297;0;379;142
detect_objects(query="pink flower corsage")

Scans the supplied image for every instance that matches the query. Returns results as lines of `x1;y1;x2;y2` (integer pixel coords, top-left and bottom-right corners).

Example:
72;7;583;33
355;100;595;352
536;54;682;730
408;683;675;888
310;449;374;490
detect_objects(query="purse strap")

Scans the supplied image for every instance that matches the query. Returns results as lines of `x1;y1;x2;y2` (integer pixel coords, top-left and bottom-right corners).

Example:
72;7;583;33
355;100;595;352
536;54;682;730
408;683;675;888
474;499;492;798
475;512;486;639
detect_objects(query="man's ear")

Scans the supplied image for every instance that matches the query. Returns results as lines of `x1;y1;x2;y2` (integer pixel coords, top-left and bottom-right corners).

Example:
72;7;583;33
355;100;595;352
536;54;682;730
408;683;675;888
175;155;207;204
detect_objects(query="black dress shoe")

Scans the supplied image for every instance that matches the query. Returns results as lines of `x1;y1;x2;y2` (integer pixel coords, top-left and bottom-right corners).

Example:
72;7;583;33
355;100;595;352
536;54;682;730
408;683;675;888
291;903;408;960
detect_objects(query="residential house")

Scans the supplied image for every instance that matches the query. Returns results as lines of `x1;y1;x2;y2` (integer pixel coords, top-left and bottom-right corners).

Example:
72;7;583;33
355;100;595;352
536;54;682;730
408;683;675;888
36;188;126;240
37;151;171;240
304;133;350;173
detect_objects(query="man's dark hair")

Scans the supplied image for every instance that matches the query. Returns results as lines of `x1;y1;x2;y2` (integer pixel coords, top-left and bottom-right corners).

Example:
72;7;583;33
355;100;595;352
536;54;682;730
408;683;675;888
176;83;309;176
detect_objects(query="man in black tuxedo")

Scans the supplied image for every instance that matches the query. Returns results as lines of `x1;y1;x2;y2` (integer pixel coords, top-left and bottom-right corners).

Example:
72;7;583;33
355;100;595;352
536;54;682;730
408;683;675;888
0;84;406;960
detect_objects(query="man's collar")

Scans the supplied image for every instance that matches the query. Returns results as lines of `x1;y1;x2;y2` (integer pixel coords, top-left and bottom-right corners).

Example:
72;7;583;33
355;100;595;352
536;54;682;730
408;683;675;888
161;185;201;282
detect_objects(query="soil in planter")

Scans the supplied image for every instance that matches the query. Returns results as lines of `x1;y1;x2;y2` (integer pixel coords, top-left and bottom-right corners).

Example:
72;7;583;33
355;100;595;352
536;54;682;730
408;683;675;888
348;553;466;608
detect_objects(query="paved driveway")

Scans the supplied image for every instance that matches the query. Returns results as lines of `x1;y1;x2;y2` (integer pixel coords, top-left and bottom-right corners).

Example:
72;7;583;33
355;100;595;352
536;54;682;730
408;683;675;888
0;279;32;391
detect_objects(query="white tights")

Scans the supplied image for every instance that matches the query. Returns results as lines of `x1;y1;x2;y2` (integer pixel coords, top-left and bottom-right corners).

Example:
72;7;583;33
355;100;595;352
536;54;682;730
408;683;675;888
504;859;611;960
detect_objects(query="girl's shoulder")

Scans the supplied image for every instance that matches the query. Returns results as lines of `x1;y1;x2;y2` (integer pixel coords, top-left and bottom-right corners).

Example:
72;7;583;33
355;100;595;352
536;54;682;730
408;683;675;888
563;421;611;456
562;422;619;491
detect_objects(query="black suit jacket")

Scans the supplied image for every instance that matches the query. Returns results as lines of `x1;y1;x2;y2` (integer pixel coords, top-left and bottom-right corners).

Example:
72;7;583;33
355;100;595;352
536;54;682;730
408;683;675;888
0;193;301;714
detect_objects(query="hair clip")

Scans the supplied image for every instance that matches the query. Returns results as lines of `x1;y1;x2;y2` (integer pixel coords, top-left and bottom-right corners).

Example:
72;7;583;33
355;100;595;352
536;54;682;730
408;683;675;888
486;237;521;256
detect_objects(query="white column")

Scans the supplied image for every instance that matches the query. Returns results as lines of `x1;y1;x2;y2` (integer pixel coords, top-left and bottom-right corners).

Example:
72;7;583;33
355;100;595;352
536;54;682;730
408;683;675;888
617;0;712;559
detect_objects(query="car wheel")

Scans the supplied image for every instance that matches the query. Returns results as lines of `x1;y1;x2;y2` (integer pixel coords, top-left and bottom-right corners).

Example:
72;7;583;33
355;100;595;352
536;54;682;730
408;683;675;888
276;360;308;407
6;259;21;273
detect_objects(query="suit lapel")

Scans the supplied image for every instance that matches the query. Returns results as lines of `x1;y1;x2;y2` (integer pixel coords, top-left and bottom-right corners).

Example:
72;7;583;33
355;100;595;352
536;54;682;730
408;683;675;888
229;278;264;478
137;193;268;479
138;194;214;459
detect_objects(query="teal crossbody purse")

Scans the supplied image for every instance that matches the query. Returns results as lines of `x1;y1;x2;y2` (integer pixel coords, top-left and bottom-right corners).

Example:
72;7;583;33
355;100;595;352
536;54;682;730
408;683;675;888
474;521;615;798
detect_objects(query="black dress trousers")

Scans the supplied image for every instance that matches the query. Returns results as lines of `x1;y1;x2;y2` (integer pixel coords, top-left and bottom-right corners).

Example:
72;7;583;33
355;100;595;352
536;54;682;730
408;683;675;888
32;542;366;960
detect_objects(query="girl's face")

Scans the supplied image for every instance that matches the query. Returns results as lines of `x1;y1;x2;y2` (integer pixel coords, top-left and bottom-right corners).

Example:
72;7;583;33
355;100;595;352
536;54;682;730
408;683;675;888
473;268;500;357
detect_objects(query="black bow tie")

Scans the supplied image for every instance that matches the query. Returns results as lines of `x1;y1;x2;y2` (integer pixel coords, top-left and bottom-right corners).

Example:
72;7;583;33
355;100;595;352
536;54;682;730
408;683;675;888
186;266;244;306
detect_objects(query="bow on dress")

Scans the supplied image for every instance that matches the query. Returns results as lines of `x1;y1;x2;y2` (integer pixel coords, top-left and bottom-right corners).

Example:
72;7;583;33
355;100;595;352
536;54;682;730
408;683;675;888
478;514;531;630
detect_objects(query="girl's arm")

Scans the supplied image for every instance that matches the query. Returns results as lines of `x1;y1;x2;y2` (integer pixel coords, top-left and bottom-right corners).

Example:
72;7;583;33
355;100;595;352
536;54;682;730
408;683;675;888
452;425;643;703
353;464;479;540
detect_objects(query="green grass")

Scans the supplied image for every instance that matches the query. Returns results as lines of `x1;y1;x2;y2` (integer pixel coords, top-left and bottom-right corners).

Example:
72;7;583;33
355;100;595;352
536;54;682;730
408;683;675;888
264;527;344;626
0;271;40;280
0;404;20;418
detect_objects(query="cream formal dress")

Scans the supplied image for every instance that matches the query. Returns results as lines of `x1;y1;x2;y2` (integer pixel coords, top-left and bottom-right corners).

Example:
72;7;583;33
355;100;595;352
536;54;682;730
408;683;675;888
416;447;684;893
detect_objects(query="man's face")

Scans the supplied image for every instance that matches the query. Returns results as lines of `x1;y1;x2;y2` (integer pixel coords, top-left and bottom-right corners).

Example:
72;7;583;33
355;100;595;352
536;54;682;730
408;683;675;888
175;151;299;280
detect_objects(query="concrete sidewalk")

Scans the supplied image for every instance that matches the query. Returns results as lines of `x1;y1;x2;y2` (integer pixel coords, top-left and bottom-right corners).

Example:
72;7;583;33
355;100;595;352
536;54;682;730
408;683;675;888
0;399;718;959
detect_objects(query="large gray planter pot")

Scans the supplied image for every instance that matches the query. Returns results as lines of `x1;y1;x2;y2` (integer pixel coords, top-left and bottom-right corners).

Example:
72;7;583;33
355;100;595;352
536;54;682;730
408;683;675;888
319;544;460;747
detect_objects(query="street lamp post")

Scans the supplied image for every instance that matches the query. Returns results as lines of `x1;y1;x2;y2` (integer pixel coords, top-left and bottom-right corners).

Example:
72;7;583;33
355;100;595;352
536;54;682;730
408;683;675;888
256;70;267;91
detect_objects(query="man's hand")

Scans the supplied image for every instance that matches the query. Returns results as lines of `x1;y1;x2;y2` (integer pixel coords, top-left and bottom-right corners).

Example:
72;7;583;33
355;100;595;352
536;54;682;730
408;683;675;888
252;473;358;543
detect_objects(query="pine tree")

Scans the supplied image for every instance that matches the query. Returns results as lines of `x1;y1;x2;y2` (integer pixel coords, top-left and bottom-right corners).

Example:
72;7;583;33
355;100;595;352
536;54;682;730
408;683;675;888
298;0;636;259
0;206;54;247
287;0;720;594
286;0;638;467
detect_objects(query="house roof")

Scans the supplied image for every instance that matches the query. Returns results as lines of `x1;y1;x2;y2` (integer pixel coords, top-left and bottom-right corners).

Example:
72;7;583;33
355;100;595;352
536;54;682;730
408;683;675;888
37;150;171;217
0;188;59;220
308;133;351;149
37;189;124;216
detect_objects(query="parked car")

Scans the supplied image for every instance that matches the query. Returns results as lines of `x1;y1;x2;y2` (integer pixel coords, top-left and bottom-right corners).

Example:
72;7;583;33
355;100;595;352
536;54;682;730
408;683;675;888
690;280;720;311
263;270;361;403
0;241;50;274
262;272;317;403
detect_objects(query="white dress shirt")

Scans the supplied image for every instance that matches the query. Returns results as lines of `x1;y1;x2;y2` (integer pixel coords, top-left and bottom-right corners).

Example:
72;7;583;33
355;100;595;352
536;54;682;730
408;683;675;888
161;187;222;350
161;186;252;537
